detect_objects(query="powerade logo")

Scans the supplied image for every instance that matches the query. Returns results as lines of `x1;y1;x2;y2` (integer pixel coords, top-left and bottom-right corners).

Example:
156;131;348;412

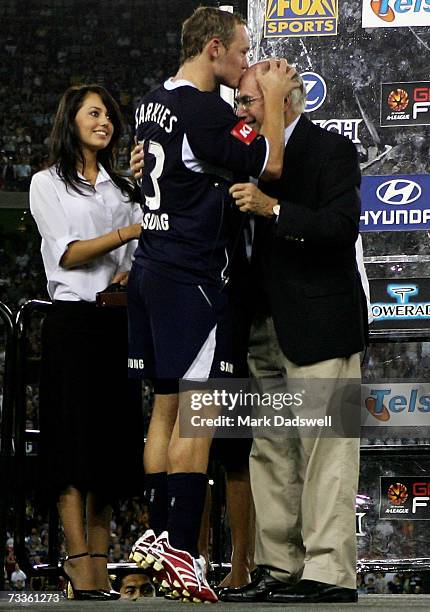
369;278;430;331
362;0;430;28
372;284;430;321
360;175;430;232
264;0;338;38
302;72;326;112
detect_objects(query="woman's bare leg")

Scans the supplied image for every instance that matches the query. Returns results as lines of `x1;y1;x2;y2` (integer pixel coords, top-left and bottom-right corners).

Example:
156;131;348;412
57;486;96;590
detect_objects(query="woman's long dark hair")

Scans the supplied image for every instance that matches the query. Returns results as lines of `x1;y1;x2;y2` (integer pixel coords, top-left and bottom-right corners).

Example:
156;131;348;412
48;84;135;199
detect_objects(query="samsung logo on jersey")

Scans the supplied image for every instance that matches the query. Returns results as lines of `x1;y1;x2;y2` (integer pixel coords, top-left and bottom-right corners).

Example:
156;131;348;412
128;358;145;369
220;361;234;374
142;212;169;231
135;102;178;133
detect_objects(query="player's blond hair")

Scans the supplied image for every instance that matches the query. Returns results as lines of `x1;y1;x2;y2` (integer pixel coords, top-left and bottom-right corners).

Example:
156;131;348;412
181;7;246;64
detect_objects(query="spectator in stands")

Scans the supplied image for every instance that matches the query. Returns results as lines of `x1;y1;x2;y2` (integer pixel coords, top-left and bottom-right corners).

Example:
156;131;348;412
13;155;32;189
118;573;155;599
2;156;16;190
29;83;143;601
373;572;388;594
387;573;403;594
5;545;16;581
356;574;366;594
10;563;27;590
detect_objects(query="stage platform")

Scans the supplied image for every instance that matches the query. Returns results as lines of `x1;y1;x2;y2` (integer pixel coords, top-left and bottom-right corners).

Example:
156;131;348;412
1;594;430;611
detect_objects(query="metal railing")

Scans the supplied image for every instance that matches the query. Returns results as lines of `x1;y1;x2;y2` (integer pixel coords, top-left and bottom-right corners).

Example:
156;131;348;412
13;300;53;573
0;301;15;590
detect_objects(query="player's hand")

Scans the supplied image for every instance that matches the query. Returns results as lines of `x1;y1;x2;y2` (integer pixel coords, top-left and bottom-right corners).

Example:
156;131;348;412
126;222;142;240
111;271;129;286
229;182;278;217
118;223;142;243
130;142;144;179
256;58;300;100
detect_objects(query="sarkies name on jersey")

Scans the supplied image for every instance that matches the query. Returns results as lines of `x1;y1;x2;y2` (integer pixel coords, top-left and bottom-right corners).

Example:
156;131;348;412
135;102;178;134
142;212;169;231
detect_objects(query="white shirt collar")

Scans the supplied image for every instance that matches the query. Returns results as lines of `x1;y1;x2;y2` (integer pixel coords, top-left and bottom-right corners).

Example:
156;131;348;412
95;164;111;185
76;163;111;186
284;115;301;146
164;77;197;90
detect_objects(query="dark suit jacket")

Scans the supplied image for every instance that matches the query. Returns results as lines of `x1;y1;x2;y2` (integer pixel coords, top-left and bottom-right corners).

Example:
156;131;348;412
253;114;368;366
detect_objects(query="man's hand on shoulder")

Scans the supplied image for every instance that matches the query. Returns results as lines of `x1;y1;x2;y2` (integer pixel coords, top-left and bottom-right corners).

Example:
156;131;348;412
229;182;278;217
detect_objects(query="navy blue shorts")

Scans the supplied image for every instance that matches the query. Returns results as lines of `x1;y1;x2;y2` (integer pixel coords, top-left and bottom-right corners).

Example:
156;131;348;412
127;264;234;391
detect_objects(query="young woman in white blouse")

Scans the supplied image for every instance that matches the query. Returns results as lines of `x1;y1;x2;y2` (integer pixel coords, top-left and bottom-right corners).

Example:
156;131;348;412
30;84;143;600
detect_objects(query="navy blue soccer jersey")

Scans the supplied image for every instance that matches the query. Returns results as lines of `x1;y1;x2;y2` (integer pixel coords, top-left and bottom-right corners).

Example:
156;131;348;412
133;78;268;286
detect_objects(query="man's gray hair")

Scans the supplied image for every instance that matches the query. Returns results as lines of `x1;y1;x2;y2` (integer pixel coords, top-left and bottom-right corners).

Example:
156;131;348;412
290;73;306;114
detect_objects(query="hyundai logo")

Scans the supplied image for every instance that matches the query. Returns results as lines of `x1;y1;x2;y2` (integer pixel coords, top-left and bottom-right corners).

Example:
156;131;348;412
376;179;422;205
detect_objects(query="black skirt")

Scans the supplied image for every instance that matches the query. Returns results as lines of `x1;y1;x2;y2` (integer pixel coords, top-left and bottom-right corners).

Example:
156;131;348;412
39;301;144;500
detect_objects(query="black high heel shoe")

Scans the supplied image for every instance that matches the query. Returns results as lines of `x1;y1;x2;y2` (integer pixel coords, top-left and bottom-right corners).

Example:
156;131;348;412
62;551;111;600
91;552;121;600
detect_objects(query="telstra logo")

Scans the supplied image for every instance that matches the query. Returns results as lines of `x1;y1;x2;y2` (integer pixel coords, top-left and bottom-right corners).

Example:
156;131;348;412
365;386;430;422
376;179;422;206
370;0;430;22
370;0;395;21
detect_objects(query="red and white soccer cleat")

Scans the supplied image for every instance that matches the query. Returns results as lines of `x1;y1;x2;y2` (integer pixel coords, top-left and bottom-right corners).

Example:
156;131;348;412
129;529;156;567
129;529;173;594
145;531;218;603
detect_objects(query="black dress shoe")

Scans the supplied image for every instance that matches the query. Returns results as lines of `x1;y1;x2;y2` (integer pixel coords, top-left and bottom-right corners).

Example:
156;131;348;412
100;589;121;600
61;552;112;601
218;566;290;602
267;579;358;603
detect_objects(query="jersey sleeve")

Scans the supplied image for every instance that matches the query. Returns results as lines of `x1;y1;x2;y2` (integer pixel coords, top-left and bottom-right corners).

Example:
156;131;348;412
29;171;81;266
183;92;268;179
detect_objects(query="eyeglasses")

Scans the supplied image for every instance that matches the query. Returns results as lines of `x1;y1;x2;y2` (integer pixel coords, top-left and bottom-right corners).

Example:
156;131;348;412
234;95;263;110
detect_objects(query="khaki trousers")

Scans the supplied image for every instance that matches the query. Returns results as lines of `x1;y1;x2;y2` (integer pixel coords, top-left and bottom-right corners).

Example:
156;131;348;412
248;314;360;589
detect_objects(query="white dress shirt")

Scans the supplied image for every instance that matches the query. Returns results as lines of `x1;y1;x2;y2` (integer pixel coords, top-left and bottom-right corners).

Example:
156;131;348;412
284;116;301;146
30;164;142;302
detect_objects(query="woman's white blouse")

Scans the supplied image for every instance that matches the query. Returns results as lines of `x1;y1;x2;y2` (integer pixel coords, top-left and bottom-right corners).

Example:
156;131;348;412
30;165;142;302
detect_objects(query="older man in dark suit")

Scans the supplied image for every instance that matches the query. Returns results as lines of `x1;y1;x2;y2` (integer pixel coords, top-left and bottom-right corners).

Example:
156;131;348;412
220;63;368;604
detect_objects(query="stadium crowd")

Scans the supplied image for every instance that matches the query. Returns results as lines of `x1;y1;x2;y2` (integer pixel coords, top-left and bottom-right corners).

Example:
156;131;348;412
0;0;185;192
